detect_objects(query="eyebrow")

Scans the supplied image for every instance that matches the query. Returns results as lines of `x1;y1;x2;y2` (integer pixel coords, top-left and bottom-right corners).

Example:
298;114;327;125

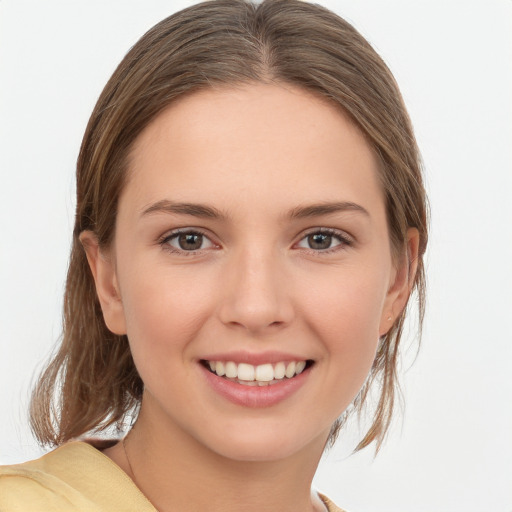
140;200;227;220
287;201;370;219
139;199;369;221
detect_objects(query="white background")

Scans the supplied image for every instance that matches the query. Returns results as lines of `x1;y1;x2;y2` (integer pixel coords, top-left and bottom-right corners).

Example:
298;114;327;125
0;1;511;511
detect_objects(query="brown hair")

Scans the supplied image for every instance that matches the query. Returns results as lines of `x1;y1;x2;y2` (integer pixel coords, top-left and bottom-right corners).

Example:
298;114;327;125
30;0;428;452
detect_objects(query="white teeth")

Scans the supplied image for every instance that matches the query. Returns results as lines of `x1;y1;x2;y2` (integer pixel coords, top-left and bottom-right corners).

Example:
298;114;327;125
237;363;255;381
274;361;286;379
240;380;258;386
255;363;274;382
225;361;237;378
207;359;309;382
295;360;306;374
215;361;225;377
285;361;296;378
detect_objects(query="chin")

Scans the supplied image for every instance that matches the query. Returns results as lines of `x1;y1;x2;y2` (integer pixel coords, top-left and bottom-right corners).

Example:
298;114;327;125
199;421;328;463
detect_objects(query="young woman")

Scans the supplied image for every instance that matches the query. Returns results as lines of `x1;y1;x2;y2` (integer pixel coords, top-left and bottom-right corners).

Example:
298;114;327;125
0;1;428;510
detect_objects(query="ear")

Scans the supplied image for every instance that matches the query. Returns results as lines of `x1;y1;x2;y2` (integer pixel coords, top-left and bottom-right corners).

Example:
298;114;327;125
379;228;420;336
79;231;127;335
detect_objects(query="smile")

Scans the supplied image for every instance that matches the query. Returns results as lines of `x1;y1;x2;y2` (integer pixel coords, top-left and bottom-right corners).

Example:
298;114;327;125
202;360;313;387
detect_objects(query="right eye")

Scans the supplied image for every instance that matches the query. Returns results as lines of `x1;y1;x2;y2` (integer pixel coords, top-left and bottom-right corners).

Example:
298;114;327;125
161;230;215;253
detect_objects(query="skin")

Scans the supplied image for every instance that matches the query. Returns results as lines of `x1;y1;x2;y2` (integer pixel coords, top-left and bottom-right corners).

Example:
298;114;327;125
81;83;419;512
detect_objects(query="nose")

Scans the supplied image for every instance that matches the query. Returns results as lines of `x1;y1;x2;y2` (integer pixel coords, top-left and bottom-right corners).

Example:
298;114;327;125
217;248;294;334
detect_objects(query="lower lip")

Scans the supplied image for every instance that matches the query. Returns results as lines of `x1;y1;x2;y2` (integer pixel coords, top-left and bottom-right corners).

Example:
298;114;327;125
200;364;310;408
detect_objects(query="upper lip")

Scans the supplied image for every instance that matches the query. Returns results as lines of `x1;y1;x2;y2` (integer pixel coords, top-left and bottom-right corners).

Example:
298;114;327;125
199;351;311;366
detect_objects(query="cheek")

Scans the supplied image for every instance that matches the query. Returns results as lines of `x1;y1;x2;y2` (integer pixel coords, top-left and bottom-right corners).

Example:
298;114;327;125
118;269;214;367
298;265;388;373
301;262;388;335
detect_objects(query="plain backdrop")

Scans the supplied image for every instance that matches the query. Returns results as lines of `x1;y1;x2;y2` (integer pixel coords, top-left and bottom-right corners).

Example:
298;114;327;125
1;1;511;511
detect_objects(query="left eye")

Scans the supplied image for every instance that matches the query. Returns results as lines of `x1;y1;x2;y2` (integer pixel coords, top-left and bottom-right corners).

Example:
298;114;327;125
164;231;214;251
296;231;345;251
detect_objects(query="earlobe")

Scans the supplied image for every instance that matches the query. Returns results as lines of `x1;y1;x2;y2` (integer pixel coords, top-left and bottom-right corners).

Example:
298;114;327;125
379;228;420;336
79;231;127;335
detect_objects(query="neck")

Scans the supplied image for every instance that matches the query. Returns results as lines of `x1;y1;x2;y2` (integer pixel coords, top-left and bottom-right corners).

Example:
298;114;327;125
112;400;328;512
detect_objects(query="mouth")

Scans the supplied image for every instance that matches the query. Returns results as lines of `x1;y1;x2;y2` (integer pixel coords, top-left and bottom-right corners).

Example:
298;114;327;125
200;359;315;387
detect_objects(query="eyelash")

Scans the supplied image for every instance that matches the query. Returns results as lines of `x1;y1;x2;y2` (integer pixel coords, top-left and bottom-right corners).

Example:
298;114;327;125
158;228;215;256
297;228;353;254
158;227;353;255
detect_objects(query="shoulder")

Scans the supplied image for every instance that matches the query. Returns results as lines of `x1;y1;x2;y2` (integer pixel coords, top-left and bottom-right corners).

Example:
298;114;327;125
318;492;349;512
0;442;155;511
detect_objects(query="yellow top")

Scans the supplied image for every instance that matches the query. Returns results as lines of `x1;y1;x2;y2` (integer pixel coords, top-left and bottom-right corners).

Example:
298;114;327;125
0;442;345;512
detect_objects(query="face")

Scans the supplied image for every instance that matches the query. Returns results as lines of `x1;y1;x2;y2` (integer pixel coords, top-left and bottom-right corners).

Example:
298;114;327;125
86;83;411;462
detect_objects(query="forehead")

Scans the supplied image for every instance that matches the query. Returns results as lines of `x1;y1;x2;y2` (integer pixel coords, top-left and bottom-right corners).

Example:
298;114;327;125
123;83;383;218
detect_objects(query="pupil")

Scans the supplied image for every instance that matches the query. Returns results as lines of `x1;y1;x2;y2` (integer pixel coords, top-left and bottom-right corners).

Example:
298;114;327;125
309;233;331;250
179;233;202;250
